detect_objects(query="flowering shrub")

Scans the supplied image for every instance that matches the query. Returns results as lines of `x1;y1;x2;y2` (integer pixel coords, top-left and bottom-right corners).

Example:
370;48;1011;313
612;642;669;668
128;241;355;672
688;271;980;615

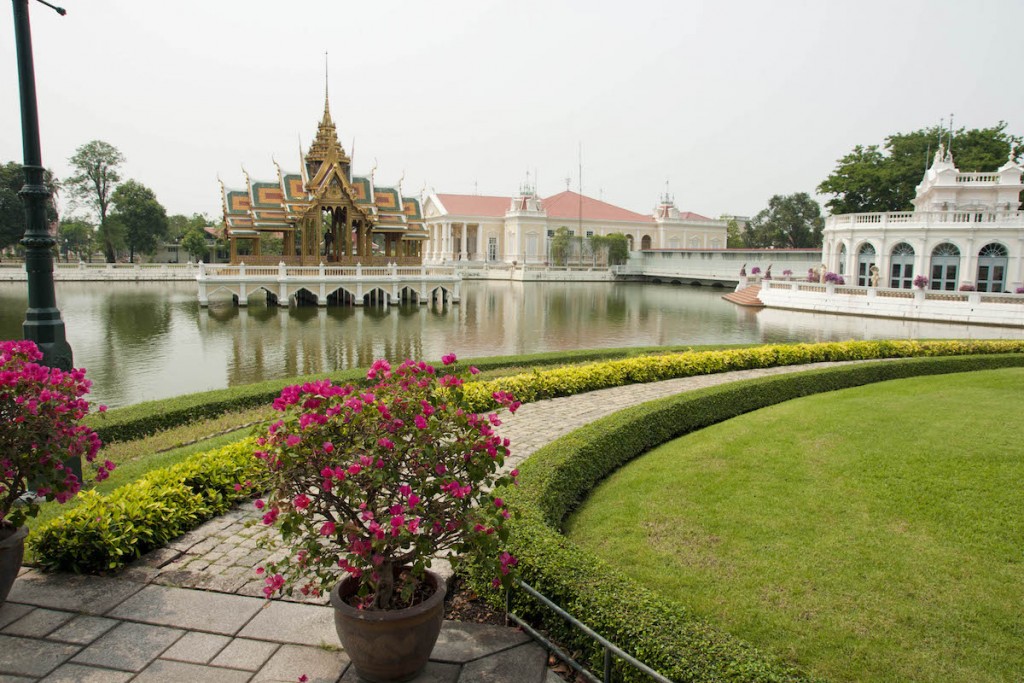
254;354;520;610
0;340;111;533
782;269;793;278
824;272;845;285
750;266;761;275
914;275;929;289
959;283;976;292
1017;287;1024;294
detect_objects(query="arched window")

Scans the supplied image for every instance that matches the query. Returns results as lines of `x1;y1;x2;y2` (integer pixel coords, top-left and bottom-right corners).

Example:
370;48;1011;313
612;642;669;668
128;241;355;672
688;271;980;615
626;234;634;250
689;236;701;248
930;243;960;291
710;238;722;248
976;243;1008;292
889;243;915;289
857;243;876;286
641;235;652;250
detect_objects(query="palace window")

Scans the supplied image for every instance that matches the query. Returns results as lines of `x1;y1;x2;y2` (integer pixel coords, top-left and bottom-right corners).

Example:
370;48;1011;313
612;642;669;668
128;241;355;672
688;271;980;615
976;243;1008;292
929;243;960;291
889;242;914;289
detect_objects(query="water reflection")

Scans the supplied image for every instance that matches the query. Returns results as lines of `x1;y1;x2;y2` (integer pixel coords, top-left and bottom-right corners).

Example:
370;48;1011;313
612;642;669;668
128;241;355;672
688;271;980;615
0;280;1020;409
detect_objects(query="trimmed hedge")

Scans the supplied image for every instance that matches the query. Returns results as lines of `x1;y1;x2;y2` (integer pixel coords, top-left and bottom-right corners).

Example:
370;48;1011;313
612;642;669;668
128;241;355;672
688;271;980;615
88;345;704;444
29;439;262;573
468;354;1024;682
462;339;1024;412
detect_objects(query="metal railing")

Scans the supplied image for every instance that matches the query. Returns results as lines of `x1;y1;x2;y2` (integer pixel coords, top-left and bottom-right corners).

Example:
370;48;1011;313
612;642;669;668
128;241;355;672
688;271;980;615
506;579;672;683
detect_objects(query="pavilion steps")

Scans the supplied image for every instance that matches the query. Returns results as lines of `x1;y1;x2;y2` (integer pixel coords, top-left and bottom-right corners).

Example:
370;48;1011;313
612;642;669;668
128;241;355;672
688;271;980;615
722;285;765;308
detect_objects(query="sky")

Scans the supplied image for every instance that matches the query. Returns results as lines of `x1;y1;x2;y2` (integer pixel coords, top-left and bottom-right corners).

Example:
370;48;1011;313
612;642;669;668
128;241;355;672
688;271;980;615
2;0;1022;223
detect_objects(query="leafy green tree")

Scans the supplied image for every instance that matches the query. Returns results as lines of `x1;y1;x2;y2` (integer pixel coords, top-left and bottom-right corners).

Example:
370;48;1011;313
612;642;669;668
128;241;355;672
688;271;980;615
57;217;95;261
110;180;168;262
744;193;824;248
168;212;212;241
180;227;210;261
590;232;629;265
549;226;571;265
1;161;59;251
66;140;125;262
818;122;1023;214
725;219;745;248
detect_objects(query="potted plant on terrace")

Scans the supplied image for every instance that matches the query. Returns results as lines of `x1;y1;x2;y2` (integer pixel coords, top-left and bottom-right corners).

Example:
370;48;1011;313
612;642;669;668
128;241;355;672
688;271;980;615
0;340;112;604
254;354;521;682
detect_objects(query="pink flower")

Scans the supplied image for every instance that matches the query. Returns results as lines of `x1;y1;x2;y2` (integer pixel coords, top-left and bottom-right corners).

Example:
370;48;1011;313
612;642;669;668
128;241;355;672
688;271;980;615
320;521;336;536
469;366;479;375
441;353;457;365
286;434;301;447
414;415;428;430
293;493;310;510
323;441;334;453
254;499;265;510
98;404;107;413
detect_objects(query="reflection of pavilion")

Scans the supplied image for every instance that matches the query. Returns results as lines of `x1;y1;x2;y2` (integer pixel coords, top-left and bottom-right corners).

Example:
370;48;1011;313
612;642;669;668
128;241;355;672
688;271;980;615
220;94;427;266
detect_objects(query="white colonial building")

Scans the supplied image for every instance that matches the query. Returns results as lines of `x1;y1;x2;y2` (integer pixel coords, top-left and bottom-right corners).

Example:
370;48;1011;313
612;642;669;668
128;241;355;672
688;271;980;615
421;184;727;264
822;149;1024;292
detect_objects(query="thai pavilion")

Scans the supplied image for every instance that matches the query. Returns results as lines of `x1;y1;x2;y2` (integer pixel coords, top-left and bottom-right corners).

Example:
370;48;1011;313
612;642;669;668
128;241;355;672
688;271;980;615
822;147;1024;292
220;97;427;266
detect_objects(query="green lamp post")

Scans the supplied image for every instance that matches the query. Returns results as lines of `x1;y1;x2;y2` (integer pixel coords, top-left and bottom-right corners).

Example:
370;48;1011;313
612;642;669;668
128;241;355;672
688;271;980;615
11;0;72;372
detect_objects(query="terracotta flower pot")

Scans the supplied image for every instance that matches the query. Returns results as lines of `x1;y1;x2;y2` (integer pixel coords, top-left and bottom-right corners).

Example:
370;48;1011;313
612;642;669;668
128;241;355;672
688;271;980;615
330;569;446;683
0;525;28;605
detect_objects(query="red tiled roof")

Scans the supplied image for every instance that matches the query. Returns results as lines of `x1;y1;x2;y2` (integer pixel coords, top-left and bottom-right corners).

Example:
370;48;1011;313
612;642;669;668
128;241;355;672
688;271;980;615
436;194;511;217
678;211;713;221
541;191;653;223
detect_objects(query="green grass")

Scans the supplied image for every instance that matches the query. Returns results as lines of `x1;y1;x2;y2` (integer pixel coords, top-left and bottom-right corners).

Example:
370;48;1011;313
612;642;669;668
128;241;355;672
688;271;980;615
565;368;1024;683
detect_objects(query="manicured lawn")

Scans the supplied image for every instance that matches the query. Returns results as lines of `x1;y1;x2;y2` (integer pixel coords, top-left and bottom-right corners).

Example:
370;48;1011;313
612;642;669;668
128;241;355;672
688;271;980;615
565;368;1024;683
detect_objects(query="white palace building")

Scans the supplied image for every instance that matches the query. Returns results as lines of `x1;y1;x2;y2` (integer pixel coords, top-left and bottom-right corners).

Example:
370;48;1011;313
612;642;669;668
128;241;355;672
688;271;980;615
822;149;1024;292
421;184;727;264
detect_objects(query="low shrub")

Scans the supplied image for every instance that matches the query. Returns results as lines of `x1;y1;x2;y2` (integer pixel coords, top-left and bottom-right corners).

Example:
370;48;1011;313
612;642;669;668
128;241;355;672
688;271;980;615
29;439;261;573
461;340;1024;412
468;354;1024;682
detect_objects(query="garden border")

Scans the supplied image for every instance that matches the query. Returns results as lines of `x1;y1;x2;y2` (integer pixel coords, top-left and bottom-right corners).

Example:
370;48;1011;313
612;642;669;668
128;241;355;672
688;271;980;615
476;354;1024;682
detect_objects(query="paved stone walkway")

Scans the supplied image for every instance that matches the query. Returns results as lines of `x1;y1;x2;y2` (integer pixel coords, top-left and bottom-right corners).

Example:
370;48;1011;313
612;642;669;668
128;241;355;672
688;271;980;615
1;360;871;681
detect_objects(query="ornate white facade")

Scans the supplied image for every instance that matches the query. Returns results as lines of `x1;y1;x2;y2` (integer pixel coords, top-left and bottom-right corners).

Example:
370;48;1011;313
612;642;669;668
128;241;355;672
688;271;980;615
421;185;727;264
822;150;1024;292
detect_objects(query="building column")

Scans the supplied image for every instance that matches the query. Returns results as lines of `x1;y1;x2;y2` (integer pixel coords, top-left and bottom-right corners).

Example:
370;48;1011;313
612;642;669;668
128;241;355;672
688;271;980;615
914;239;928;281
459;223;468;261
961;238;976;287
443;222;452;262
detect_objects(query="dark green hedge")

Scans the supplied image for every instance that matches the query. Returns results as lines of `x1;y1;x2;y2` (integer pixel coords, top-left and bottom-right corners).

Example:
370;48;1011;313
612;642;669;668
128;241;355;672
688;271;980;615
474;354;1024;682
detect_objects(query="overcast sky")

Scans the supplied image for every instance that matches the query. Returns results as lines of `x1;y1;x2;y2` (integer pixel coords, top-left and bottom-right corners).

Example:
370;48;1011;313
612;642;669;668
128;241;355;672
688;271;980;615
2;0;1021;223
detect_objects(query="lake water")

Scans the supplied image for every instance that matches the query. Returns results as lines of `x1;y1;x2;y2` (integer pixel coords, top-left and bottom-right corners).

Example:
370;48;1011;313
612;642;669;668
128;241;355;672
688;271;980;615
1;280;1021;409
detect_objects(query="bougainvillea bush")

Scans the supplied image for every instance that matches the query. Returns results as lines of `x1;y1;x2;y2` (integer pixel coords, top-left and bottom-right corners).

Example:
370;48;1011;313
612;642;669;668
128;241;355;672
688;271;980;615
254;354;520;610
914;275;929;289
0;340;112;536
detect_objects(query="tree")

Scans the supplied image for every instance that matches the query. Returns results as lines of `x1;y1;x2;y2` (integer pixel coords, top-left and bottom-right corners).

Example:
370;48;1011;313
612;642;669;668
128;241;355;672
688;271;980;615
57;217;95;262
725;219;745;248
66;140;125;262
590;232;629;265
818;122;1023;214
168;212;212;241
0;161;59;252
744;193;824;248
180;227;210;261
110;180;168;262
549;226;571;265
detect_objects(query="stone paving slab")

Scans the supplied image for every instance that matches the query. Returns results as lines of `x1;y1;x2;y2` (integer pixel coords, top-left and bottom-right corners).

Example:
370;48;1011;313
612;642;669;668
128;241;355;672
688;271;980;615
6;572;143;616
209;637;279;671
238;599;337;646
432;621;532;663
159;631;232;664
1;608;73;638
70;621;184;672
252;643;349;683
133;659;252;683
107;584;263;635
39;663;133;682
45;615;118;645
0;603;32;630
339;661;461;682
0;634;80;678
458;641;548;682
